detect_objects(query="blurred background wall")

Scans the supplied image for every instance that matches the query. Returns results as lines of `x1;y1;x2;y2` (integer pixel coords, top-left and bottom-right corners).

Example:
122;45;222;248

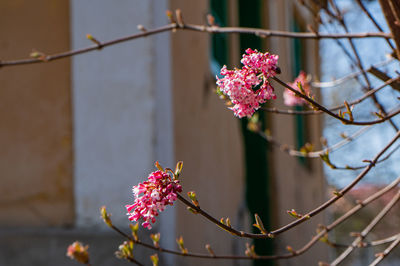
0;1;326;265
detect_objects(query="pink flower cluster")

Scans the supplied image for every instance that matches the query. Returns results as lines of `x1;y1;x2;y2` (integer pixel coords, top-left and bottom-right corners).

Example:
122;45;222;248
66;241;89;264
126;170;182;229
216;48;279;118
283;71;311;106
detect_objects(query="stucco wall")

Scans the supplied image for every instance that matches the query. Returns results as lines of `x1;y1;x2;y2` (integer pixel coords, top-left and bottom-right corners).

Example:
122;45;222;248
0;0;326;265
70;0;174;229
267;1;327;265
0;0;74;226
170;1;247;266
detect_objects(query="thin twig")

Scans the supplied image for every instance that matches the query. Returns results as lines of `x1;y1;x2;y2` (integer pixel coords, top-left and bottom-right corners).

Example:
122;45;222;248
368;234;400;247
327;0;399;131
311;58;395;88
106;176;400;261
334;143;400;170
323;233;400;249
0;24;178;67
291;176;400;257
331;190;400;265
355;0;396;51
272;76;400;126
264;76;400;116
0;24;392;68
177;130;400;238
127;257;145;266
369;234;400;266
259;126;370;158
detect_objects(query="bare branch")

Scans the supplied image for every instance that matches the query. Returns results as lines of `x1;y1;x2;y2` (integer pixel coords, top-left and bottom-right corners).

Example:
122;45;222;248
369;234;400;266
331;191;400;265
0;23;392;68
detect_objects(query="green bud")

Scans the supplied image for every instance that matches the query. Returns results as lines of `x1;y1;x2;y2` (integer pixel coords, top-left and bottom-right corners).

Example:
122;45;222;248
150;254;159;266
150;233;161;248
154;161;164;172
253;213;268;234
187;191;199;207
129;223;139;241
174;161;183;178
176;236;188;254
100;206;112;227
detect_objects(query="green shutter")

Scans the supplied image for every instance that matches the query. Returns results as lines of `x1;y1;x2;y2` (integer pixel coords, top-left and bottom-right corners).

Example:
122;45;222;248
239;1;274;265
210;1;274;264
292;18;310;168
210;0;228;74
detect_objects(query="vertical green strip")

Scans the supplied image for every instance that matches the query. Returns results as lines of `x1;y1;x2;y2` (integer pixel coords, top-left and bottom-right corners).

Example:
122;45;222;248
210;0;228;70
292;19;309;167
238;1;274;265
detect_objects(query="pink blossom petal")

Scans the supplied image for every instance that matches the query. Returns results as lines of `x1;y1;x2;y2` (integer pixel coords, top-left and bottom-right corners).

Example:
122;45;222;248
217;49;278;118
126;169;182;229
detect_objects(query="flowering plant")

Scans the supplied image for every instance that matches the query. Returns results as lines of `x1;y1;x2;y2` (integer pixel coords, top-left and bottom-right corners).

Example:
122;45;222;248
283;71;312;106
125;162;183;229
66;241;90;265
216;48;279;118
2;2;399;265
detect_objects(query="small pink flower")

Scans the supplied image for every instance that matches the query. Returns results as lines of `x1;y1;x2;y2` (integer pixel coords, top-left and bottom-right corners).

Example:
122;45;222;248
126;168;182;229
66;241;89;264
283;71;311;106
241;48;279;79
216;49;278;118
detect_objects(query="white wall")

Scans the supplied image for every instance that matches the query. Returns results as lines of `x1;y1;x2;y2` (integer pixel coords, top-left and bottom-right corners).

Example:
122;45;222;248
70;0;173;230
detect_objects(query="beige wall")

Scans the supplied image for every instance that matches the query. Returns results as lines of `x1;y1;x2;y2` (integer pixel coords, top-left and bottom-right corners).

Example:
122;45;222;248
0;0;327;265
0;0;74;226
267;1;327;265
169;0;327;265
170;1;247;265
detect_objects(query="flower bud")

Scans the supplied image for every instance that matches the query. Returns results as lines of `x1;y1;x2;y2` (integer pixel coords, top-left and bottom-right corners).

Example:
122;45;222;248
253;213;268;234
176;236;188;254
205;244;215;257
174;161;183;178
150;254;159;266
245;243;256;258
115;241;134;260
100;206;112;227
66;241;89;264
129;223;139;241
150;233;161;248
187;191;199;207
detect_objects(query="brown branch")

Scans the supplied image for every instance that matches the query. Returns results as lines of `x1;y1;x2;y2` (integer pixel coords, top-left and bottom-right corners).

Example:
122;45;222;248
0;23;392;68
106;175;400;261
323;230;400;249
182;24;391;39
263;76;400;116
311;58;395;88
177;130;400;238
315;0;400;131
270;128;399;236
127;257;144;266
339;5;398;131
331;190;400;265
335;143;400;170
0;24;178;67
369;234;400;266
272;76;400;126
356;0;396;51
367;234;400;247
108;219;291;260
379;0;400;59
368;67;400;92
258;126;370;158
288;176;400;257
